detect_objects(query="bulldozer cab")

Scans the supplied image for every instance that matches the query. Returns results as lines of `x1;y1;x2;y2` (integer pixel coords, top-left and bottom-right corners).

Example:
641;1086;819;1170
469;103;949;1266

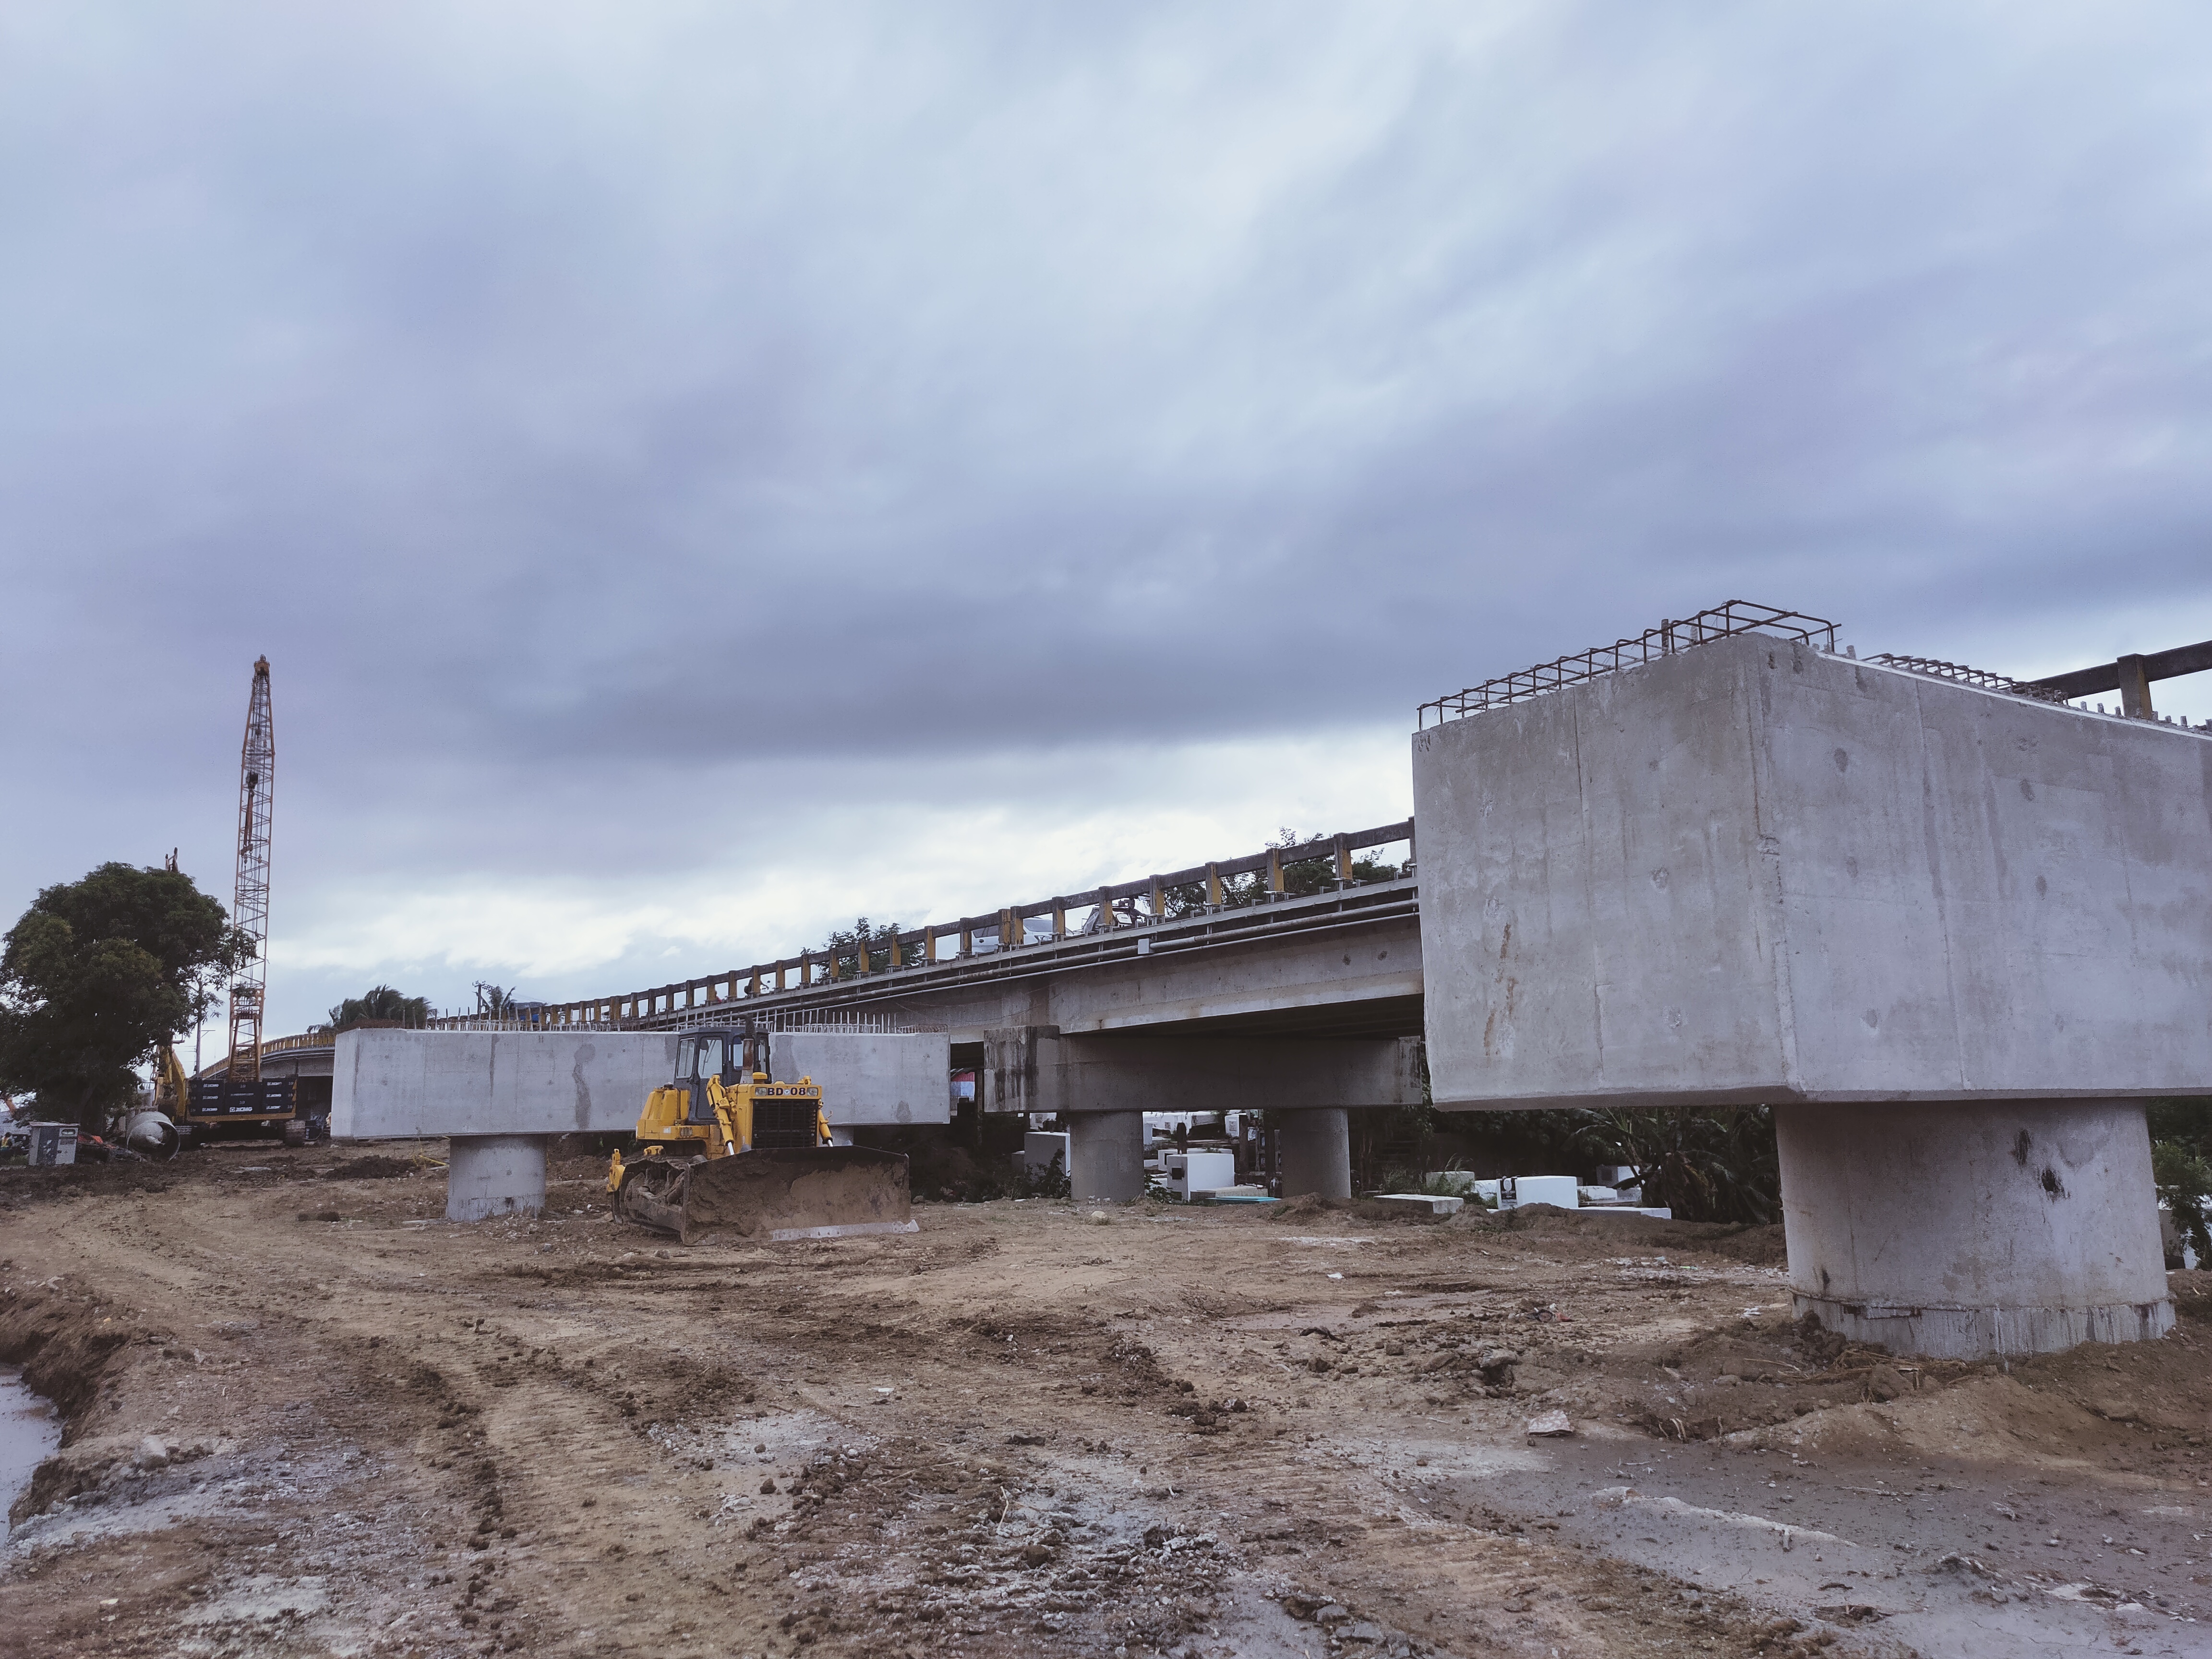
675;1031;767;1124
678;1030;770;1086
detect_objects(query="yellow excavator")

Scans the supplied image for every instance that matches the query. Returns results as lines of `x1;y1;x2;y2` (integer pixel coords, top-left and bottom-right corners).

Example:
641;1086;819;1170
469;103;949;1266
607;1022;916;1245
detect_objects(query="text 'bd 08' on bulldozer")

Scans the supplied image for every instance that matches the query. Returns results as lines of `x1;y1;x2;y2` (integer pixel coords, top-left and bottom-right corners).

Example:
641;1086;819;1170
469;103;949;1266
607;1023;917;1246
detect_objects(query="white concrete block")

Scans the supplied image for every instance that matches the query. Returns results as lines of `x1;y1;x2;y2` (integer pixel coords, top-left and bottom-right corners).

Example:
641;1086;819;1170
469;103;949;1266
1371;1193;1466;1215
1503;1175;1580;1210
1165;1150;1237;1198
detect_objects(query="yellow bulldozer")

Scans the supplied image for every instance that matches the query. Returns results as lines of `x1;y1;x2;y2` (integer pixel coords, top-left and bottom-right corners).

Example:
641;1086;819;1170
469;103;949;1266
607;1022;916;1245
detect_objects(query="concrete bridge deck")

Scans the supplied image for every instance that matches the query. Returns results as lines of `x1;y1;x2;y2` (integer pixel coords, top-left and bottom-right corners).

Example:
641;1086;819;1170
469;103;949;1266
637;873;1424;1046
443;819;1421;1041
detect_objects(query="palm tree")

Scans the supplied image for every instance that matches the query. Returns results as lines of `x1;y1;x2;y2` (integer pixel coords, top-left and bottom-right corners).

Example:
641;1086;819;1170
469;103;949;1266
327;985;430;1031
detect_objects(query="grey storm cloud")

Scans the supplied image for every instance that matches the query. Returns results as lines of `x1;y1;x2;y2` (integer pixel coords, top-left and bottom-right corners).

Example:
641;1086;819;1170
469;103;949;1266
5;2;2212;1023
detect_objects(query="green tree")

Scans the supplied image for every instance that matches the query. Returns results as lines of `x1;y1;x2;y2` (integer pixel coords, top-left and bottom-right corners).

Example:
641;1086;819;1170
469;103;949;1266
328;985;431;1031
815;917;905;978
1161;828;1407;918
0;862;245;1133
2147;1097;2212;1265
1575;1106;1781;1225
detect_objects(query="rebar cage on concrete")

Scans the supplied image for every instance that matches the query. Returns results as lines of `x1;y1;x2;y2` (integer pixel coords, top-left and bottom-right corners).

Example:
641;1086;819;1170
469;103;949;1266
1418;600;1839;727
1867;653;2071;704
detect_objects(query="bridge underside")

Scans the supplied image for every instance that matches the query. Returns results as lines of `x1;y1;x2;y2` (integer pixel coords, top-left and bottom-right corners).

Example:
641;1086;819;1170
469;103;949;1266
693;881;1427;1194
691;879;1425;1050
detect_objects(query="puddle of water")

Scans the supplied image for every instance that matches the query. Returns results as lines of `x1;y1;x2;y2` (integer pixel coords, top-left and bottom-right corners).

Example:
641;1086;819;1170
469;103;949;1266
1;1365;62;1536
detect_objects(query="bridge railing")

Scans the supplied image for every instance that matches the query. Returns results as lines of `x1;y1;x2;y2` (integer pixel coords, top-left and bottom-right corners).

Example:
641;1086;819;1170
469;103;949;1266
441;817;1417;1030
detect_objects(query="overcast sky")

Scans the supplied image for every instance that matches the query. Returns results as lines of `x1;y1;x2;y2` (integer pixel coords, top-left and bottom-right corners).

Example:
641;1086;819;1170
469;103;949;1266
4;2;2210;1041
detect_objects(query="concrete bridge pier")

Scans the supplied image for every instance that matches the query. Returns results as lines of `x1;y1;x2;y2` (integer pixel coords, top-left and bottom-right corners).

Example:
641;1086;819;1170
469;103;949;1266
1776;1100;2173;1359
447;1134;550;1222
1068;1112;1148;1202
1276;1108;1353;1199
1412;629;2209;1359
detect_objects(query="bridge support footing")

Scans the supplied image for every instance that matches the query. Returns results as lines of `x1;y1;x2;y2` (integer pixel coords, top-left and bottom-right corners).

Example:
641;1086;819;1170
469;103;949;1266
447;1134;548;1222
1777;1099;2173;1359
1068;1112;1147;1202
1277;1108;1352;1200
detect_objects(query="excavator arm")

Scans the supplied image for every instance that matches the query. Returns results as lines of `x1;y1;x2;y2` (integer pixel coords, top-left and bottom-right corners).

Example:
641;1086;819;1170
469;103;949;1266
153;1044;190;1124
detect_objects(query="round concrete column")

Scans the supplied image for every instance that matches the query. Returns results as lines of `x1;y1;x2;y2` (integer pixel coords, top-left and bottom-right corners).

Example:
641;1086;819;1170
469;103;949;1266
1776;1100;2172;1359
446;1134;549;1222
1068;1112;1147;1202
1277;1108;1352;1200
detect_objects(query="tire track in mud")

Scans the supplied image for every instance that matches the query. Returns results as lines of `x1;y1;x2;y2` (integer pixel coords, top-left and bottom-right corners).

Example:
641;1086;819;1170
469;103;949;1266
12;1160;2128;1657
426;1351;785;1654
403;1255;1292;1654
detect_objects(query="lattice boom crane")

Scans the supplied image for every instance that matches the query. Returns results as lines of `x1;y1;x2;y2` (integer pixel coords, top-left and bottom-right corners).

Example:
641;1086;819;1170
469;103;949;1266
227;656;276;1085
179;657;300;1137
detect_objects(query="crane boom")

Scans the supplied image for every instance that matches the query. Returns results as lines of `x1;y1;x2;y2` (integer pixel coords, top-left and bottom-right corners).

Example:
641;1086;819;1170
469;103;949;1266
182;656;300;1137
226;657;275;1085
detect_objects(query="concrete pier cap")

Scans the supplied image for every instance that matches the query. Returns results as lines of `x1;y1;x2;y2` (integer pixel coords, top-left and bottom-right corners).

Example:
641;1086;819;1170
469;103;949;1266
1412;627;2212;1358
331;1027;952;1224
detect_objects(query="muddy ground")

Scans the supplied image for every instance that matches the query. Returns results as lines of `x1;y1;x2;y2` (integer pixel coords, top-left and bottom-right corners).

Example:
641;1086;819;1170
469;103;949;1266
3;1141;2210;1659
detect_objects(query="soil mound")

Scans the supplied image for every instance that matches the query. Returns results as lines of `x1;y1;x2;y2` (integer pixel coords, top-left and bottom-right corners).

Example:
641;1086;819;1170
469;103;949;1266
1265;1194;1448;1225
320;1155;416;1181
2169;1268;2212;1322
1493;1204;1786;1265
1268;1194;1353;1220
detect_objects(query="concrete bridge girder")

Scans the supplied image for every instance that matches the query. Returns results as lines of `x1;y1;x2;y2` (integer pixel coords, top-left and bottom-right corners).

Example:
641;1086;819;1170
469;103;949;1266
979;1029;1424;1118
922;918;1421;1043
1020;920;1420;1040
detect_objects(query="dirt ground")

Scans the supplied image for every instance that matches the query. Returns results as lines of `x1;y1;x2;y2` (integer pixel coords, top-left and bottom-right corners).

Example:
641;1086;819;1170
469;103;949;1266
4;1140;2211;1659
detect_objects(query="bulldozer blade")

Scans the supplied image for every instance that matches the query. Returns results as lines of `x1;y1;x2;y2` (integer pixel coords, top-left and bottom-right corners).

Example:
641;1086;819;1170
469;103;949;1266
613;1161;694;1239
671;1147;917;1245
